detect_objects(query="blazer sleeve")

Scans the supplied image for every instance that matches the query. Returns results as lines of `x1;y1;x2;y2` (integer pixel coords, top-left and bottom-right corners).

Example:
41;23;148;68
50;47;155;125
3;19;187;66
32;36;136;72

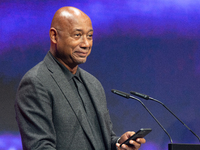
15;75;56;150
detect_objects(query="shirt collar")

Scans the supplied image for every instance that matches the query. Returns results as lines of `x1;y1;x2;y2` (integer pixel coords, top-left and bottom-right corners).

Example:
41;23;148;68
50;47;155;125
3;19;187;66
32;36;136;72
50;52;81;82
73;68;82;83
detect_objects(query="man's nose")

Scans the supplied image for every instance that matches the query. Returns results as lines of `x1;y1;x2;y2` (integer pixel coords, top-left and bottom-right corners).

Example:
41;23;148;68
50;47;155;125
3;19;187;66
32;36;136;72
80;36;90;48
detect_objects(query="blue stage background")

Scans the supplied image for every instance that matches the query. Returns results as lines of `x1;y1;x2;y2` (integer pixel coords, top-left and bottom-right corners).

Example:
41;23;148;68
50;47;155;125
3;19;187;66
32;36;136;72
1;0;200;149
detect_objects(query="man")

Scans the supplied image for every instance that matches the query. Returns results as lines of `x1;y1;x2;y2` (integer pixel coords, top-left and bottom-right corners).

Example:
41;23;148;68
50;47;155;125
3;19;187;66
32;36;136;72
15;6;146;150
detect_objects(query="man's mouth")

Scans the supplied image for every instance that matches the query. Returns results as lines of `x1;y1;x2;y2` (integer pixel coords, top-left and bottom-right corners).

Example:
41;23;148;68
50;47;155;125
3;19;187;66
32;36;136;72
75;51;88;57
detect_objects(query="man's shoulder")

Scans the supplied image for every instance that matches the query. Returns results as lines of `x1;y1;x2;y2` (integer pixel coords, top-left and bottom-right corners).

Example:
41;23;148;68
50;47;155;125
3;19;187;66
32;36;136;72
23;61;46;79
22;52;53;80
79;68;103;87
79;68;98;81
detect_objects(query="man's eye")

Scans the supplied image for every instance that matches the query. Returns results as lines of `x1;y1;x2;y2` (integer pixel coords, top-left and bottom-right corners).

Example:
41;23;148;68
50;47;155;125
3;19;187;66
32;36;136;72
75;33;81;37
88;34;93;38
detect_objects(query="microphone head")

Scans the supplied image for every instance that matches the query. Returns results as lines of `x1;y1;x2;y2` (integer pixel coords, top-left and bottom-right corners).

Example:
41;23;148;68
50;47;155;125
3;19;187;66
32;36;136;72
111;89;130;98
130;91;149;100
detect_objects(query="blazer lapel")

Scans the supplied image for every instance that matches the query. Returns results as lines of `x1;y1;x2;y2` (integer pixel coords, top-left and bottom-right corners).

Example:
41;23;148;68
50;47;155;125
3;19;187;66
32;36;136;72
80;68;111;150
43;52;97;149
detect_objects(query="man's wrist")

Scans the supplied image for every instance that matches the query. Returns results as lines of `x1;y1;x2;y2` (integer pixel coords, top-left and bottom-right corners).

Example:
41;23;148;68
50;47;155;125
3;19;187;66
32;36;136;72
117;137;121;144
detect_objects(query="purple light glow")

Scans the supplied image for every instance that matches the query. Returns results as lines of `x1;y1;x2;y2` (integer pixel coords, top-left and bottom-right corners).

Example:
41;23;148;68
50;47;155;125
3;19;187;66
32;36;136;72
140;141;161;150
1;0;200;54
0;133;22;150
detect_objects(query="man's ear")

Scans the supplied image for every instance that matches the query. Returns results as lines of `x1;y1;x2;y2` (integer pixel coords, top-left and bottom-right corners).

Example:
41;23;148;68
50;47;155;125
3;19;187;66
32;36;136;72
49;27;58;44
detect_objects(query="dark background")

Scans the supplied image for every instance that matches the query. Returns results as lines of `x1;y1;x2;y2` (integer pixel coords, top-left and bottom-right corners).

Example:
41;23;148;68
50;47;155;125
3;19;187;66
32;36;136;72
1;0;200;149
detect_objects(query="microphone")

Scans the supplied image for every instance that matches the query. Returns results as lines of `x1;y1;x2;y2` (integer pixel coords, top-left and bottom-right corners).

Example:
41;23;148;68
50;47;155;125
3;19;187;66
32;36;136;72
111;89;130;98
130;91;200;142
111;89;173;143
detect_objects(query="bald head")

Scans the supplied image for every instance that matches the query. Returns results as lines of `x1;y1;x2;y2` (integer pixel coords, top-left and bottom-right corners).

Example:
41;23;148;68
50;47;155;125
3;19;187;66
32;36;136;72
51;6;90;30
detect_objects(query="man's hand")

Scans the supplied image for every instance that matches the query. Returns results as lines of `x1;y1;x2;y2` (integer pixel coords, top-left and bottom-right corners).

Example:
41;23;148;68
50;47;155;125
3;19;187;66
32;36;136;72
116;131;146;150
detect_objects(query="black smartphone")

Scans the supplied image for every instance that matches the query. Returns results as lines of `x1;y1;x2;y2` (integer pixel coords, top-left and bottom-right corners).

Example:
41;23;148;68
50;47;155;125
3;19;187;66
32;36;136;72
120;128;152;147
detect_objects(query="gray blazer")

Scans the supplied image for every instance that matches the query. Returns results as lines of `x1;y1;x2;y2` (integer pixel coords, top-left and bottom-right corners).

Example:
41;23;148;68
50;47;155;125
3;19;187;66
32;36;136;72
15;52;119;150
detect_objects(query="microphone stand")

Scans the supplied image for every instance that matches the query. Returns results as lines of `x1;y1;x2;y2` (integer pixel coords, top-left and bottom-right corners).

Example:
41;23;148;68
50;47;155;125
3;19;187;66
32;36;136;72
148;97;200;142
111;89;173;143
129;95;173;144
130;91;200;150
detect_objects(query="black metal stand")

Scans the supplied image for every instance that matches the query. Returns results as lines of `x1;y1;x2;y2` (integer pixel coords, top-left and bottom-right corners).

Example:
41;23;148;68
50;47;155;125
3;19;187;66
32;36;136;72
168;143;200;150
